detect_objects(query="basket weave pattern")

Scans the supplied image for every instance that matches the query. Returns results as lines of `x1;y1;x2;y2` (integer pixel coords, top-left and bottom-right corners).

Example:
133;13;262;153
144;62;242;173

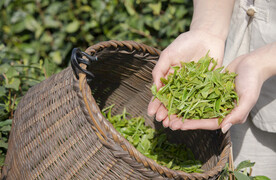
2;40;230;180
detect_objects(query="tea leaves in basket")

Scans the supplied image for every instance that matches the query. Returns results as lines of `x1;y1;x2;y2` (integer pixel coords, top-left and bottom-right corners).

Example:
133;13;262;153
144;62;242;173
151;52;239;124
102;105;203;173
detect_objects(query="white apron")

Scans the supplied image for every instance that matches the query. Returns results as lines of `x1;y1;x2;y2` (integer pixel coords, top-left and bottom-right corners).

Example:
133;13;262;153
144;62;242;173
223;0;276;177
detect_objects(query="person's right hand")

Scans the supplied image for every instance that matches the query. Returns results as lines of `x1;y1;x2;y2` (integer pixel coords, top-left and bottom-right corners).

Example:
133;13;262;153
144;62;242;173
147;29;226;127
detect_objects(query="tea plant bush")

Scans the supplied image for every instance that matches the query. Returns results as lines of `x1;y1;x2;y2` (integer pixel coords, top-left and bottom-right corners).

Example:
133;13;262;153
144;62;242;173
0;0;193;166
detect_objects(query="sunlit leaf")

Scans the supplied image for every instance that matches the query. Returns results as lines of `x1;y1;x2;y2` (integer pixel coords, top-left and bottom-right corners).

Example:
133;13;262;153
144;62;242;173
0;87;6;97
149;2;162;15
50;51;62;65
0;64;10;74
235;160;255;171
0;140;8;149
124;0;136;15
24;15;40;32
6;78;20;91
44;16;61;28
0;125;11;132
0;119;12;127
66;20;80;33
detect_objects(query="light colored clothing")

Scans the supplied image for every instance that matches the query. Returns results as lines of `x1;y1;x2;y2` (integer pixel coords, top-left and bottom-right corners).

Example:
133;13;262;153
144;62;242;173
231;116;276;177
224;0;276;133
224;0;276;177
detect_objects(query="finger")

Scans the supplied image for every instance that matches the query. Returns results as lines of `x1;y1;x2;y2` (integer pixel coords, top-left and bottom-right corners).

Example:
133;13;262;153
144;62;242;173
180;118;219;130
155;105;168;122
162;117;170;128
169;117;184;130
161;114;177;128
220;94;256;133
147;97;162;117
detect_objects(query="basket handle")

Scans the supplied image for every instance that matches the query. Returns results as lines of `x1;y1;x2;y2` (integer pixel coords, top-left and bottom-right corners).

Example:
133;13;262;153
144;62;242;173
70;47;109;141
70;48;98;82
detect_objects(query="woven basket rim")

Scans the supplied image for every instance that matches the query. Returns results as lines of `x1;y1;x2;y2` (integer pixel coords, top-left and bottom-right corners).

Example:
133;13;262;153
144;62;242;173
76;40;231;179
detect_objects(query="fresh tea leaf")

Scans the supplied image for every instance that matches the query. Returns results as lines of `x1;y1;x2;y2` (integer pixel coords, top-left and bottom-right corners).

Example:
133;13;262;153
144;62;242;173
102;106;203;173
151;52;238;124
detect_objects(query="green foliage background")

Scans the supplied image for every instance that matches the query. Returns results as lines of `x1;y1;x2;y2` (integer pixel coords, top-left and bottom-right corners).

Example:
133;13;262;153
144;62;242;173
0;0;193;166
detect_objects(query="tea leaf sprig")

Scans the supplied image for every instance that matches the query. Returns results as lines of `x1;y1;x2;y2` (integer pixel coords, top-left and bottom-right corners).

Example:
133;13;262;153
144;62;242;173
151;53;239;124
102;105;203;173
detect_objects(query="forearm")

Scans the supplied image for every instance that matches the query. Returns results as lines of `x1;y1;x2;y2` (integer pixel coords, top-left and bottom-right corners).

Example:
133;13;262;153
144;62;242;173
190;0;235;41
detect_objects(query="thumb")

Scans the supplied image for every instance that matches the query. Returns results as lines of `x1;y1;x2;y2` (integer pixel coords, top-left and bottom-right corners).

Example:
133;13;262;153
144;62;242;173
220;95;255;133
152;52;171;89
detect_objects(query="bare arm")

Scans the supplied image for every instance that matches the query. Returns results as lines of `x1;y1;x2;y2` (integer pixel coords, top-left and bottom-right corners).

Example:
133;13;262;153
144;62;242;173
191;0;235;41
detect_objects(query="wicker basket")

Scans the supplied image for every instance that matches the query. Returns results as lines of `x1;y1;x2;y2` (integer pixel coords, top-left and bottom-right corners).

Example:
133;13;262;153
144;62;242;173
1;40;231;180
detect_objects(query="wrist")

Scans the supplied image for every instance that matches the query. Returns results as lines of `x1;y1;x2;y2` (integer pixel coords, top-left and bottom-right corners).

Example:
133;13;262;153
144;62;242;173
187;29;226;46
191;0;235;42
243;43;276;82
259;43;276;80
189;26;227;43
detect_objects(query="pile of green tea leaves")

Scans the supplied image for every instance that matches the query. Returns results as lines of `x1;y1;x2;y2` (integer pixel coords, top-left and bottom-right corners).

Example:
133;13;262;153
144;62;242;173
102;105;203;173
151;53;239;124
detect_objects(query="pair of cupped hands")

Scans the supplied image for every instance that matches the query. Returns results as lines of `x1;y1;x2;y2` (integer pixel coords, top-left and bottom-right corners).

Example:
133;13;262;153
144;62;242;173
147;30;267;133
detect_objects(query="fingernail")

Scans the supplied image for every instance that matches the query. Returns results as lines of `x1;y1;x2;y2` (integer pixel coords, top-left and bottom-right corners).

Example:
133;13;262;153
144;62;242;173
221;123;232;134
